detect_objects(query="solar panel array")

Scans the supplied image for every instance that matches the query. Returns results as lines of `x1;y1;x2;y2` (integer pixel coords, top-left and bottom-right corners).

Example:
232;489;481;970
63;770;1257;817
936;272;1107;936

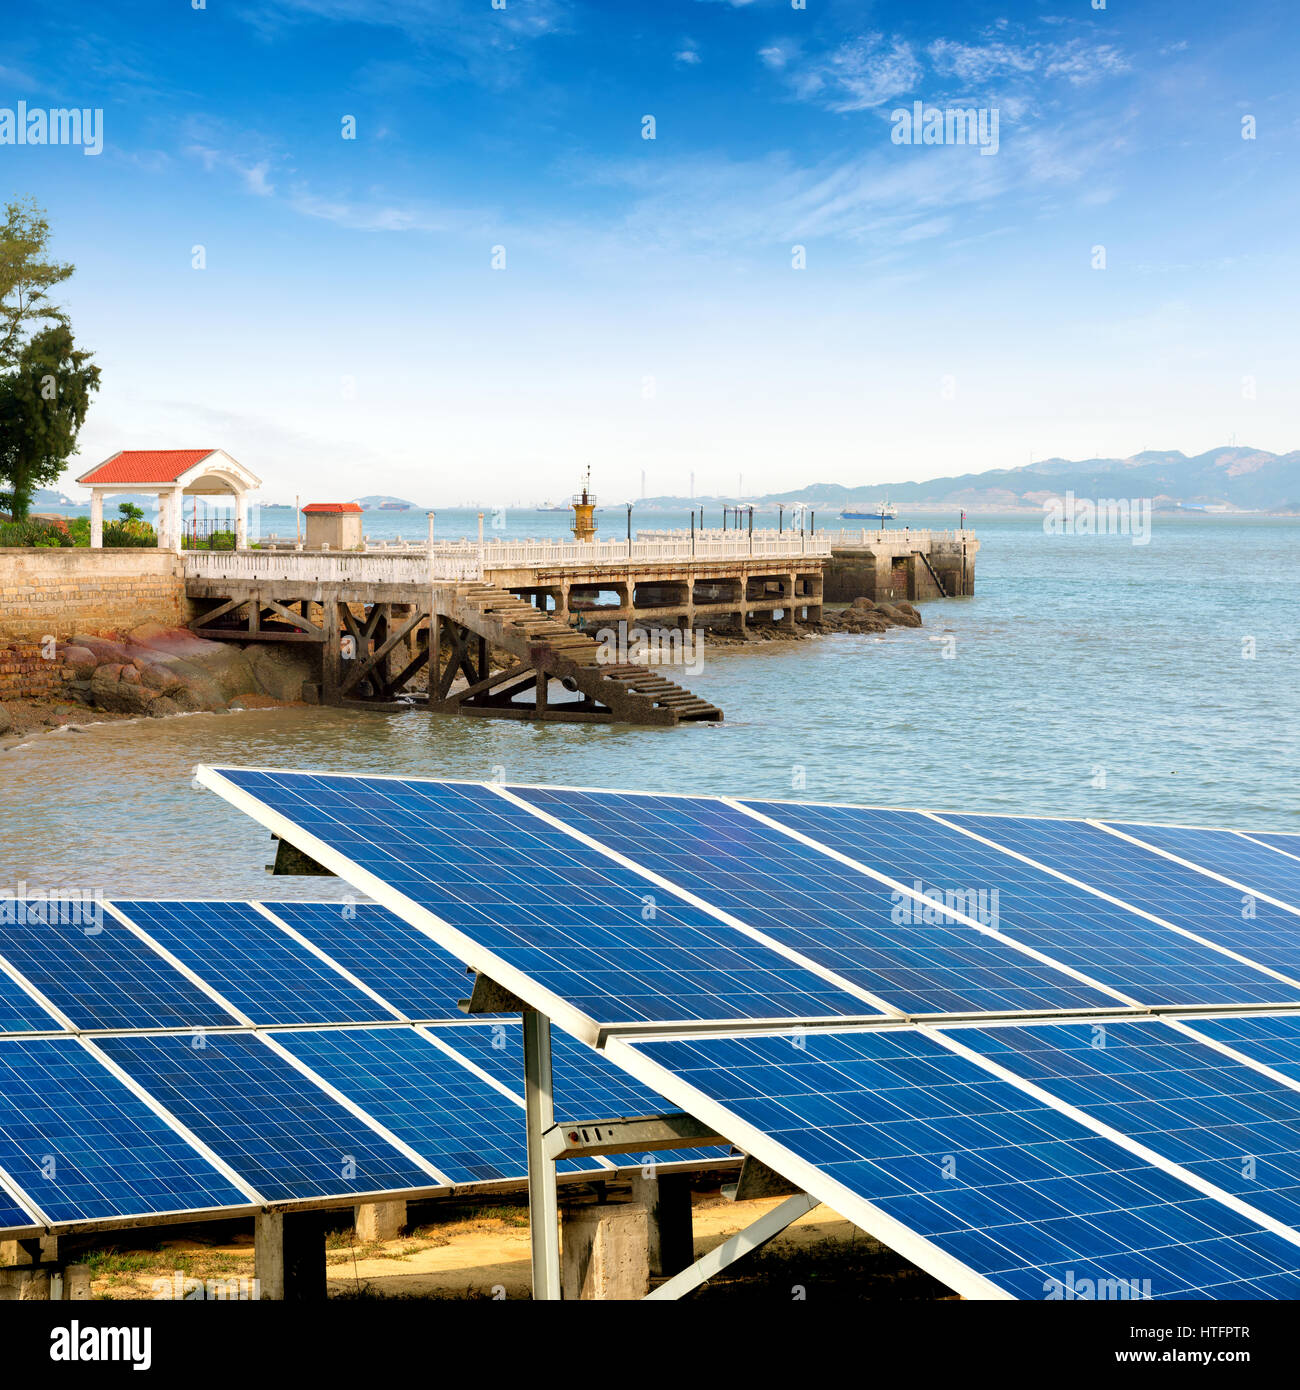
0;898;733;1235
194;766;1300;1300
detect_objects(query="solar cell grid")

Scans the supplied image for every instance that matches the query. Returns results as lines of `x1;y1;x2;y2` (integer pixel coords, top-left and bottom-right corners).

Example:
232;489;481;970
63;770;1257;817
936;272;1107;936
943;815;1300;984
272;1027;542;1183
0;903;240;1031
96;1031;438;1202
116;900;395;1026
0;1037;250;1224
262;901;495;1020
955;1019;1300;1231
510;786;1116;1016
744;800;1294;1006
430;1022;727;1166
0;962;65;1033
1105;822;1300;913
206;770;876;1026
624;1027;1300;1299
1183;1015;1300;1087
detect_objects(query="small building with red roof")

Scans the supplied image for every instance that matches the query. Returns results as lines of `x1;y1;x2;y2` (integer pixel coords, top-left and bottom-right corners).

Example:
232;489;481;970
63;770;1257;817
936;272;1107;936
76;449;260;550
301;502;364;551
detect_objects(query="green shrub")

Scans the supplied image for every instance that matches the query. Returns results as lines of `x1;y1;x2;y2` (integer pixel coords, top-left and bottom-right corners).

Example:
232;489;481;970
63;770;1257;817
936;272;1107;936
102;519;157;547
0;518;73;547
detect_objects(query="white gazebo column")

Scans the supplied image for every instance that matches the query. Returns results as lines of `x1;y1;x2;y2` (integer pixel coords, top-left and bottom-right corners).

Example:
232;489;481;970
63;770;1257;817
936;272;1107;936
235;492;247;549
169;486;184;552
156;491;169;550
90;490;104;548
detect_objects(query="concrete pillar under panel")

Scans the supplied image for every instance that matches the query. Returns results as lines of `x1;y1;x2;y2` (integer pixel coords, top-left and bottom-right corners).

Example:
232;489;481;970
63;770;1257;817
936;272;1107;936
0;1266;51;1300
255;1210;327;1302
354;1199;406;1243
627;1172;694;1278
0;1235;57;1267
561;1202;651;1300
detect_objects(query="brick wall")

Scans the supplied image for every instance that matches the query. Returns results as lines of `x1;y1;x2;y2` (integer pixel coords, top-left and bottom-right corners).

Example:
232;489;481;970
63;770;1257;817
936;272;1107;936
0;549;195;644
0;641;76;701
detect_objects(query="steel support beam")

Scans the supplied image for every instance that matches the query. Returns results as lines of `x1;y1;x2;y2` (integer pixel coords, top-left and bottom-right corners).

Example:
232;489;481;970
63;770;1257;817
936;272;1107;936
523;1012;562;1301
643;1191;817;1301
544;1113;727;1161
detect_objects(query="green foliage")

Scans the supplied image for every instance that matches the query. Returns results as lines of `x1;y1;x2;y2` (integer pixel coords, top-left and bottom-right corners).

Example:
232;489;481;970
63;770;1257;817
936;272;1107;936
0;516;72;547
0;197;73;368
181;529;235;551
0;202;97;520
102;518;156;547
0;324;100;518
117;500;143;522
66;514;89;544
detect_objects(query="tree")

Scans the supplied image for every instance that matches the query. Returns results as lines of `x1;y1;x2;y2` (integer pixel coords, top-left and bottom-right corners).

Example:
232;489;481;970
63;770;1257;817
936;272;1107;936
0;197;74;368
118;501;143;522
0;325;100;518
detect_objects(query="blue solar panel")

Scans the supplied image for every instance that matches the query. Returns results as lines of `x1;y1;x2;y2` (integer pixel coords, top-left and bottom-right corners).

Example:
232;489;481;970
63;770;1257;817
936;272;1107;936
96;1032;437;1202
115;900;395;1026
1107;823;1300;913
0;961;64;1034
744;801;1292;1007
627;1028;1300;1299
956;1018;1300;1232
1246;833;1300;861
431;1022;728;1167
272;1026;555;1184
0;1038;250;1223
0;1190;36;1231
205;770;876;1024
1183;1015;1300;1087
0;902;241;1031
513;786;1114;1016
945;815;1300;985
262;902;491;1020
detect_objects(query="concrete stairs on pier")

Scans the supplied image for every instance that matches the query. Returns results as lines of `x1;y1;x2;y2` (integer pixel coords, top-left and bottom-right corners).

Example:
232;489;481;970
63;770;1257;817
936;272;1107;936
433;582;722;725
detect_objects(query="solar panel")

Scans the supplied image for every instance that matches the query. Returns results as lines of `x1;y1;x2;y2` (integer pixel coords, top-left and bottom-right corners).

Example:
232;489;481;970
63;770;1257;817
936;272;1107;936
429;1022;727;1167
0;1037;251;1224
1182;1015;1300;1087
198;769;882;1032
511;787;1117;1016
1104;822;1300;914
95;1031;439;1202
615;1027;1300;1299
943;815;1300;985
0;960;66;1033
1244;833;1300;861
114;900;398;1026
270;1026;554;1184
262;901;496;1020
0;1189;37;1231
0;902;242;1031
743;800;1296;1006
953;1018;1300;1231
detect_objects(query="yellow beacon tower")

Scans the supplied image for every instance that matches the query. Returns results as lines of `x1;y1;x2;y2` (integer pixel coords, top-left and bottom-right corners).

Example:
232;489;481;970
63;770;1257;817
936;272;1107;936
571;467;598;543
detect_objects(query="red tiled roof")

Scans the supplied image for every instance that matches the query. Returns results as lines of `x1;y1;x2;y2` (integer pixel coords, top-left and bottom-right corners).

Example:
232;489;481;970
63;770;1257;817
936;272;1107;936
302;503;363;513
77;450;218;485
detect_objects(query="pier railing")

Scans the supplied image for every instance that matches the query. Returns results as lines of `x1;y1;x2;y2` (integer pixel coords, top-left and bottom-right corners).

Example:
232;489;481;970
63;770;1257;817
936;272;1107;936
186;532;831;586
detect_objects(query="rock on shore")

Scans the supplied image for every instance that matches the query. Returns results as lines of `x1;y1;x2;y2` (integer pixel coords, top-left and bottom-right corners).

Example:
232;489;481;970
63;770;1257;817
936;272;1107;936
1;625;320;739
821;597;923;634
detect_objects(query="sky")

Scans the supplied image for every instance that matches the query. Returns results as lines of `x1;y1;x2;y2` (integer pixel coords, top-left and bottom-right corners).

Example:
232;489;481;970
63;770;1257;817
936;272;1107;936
5;0;1299;505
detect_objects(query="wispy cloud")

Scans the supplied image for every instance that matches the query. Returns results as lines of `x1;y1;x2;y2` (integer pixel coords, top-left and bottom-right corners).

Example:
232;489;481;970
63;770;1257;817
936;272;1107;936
928;35;1130;88
188;144;278;197
772;34;923;112
675;40;702;67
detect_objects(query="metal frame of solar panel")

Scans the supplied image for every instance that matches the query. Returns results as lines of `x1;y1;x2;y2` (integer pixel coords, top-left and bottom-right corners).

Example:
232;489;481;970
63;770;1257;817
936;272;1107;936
0;898;736;1243
190;765;1300;1301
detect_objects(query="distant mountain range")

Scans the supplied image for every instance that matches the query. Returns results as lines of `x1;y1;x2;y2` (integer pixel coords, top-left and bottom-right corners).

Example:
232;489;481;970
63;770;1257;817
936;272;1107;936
641;448;1300;513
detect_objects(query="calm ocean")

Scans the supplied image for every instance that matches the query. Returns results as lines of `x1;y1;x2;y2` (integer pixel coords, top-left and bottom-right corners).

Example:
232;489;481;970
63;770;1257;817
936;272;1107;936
2;510;1296;898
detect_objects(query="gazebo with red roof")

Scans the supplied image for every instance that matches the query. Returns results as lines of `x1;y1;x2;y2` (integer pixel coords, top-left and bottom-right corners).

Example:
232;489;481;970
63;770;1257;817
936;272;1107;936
76;449;261;550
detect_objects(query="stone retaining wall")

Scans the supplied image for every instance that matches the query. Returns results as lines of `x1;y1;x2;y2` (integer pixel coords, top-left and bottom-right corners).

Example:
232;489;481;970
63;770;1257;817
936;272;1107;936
0;548;195;645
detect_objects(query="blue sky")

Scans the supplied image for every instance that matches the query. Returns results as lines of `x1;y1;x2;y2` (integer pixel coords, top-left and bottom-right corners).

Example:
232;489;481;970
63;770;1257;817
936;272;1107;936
5;0;1298;503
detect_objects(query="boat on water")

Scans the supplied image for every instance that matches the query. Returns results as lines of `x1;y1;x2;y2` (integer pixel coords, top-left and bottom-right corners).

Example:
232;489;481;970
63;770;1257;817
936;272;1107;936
378;501;411;511
535;500;572;512
840;500;899;522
